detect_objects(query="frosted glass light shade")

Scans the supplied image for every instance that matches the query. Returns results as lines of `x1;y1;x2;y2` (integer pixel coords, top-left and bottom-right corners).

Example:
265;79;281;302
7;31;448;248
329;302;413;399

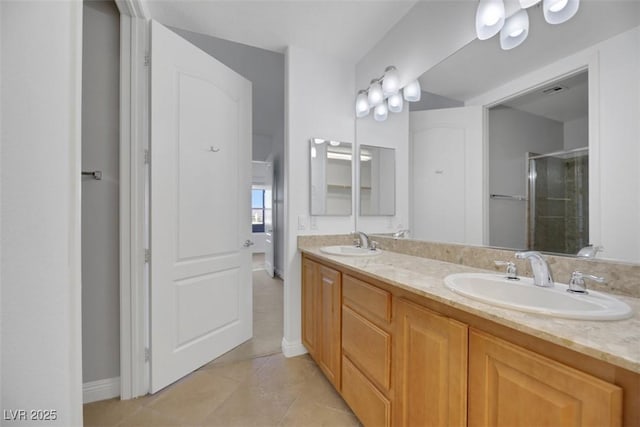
382;66;400;96
374;102;388;122
403;80;421;102
500;9;529;50
355;90;370;118
475;0;506;40
367;80;384;107
543;0;579;24
388;93;403;113
519;0;541;8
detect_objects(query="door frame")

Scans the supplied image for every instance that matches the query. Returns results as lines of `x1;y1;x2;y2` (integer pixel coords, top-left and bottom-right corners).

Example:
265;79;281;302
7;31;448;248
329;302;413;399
114;0;150;399
467;53;600;251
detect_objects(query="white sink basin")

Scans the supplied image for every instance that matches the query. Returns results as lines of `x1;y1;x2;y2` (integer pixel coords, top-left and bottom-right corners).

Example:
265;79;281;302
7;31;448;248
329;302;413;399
444;273;632;320
320;245;382;257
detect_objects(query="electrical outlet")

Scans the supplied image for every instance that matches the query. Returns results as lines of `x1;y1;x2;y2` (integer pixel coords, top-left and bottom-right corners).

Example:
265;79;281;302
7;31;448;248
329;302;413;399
310;216;318;230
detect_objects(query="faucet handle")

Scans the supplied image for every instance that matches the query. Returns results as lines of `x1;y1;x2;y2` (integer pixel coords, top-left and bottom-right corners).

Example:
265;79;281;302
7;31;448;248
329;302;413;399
567;271;605;294
370;241;379;251
495;261;518;280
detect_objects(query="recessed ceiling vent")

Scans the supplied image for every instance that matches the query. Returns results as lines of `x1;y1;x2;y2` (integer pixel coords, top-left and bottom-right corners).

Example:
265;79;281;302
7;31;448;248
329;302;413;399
542;85;567;95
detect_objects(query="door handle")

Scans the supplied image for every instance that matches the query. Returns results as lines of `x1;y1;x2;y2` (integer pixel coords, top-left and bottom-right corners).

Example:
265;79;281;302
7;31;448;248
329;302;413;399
243;240;254;248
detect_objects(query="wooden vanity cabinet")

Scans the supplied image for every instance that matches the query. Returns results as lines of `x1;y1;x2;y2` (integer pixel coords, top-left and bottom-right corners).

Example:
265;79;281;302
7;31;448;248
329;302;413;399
394;298;468;427
301;254;634;427
341;275;393;427
301;258;342;390
468;329;623;427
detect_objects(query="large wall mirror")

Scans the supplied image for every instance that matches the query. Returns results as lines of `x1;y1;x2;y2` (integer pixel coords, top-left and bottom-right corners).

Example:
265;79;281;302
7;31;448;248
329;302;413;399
309;138;353;216
360;145;395;216
386;2;640;262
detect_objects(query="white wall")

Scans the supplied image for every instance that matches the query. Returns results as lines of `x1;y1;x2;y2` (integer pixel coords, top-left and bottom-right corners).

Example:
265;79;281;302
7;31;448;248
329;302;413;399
283;46;355;356
564;116;588;150
82;0;121;387
356;2;476;89
1;2;83;425
356;110;409;233
468;26;640;263
488;107;564;250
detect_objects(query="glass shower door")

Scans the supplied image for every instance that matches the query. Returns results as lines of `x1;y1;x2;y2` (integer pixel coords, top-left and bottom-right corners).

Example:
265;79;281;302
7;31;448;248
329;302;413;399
527;148;589;255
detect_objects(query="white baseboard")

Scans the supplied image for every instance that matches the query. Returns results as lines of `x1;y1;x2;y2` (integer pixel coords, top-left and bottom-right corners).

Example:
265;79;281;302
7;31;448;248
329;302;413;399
83;377;120;404
281;338;308;358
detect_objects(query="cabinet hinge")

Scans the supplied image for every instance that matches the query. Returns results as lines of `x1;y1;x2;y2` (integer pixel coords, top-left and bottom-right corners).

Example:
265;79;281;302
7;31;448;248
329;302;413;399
144;347;150;362
144;149;150;165
144;54;150;67
144;248;151;263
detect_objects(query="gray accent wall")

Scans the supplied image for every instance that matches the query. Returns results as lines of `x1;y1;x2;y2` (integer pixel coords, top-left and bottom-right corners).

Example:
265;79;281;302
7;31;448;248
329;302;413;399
171;27;286;277
488;106;564;250
81;1;120;383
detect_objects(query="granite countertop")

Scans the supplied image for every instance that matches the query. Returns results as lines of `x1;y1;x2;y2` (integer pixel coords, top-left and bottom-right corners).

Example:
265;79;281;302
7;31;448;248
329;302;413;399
300;245;640;374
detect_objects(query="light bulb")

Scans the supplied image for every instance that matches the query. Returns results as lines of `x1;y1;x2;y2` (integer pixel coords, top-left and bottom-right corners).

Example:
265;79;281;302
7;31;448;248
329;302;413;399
382;66;400;96
355;90;370;118
500;8;529;50
311;146;317;158
374;102;388;122
403;80;421;102
367;80;384;107
475;0;505;40
388;93;403;113
329;140;340;147
543;0;579;24
549;0;568;12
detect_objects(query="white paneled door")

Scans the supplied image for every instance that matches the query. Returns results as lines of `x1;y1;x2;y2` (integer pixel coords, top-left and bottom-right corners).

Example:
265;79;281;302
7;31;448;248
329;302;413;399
410;107;484;245
150;21;252;393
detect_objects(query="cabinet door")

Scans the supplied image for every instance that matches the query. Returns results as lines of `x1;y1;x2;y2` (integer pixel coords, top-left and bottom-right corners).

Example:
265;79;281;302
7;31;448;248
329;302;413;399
301;258;319;361
318;265;342;390
469;329;622;427
394;299;468;427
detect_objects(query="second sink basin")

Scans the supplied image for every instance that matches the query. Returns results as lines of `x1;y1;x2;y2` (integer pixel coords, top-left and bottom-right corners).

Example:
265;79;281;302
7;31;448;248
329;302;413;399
320;245;382;257
444;273;632;321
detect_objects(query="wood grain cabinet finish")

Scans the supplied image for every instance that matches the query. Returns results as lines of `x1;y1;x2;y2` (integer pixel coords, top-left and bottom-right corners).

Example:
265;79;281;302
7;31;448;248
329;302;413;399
318;265;342;389
394;298;468;427
342;305;392;392
343;274;391;326
342;355;392;427
301;258;319;361
468;329;623;427
301;257;342;390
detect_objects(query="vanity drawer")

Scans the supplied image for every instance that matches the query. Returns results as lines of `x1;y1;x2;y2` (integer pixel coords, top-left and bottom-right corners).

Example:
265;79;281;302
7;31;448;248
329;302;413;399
342;355;391;427
342;305;392;392
343;275;391;325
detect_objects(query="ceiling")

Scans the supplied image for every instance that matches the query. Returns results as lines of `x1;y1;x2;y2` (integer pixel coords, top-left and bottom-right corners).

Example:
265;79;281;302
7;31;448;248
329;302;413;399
420;1;640;102
144;0;418;62
500;71;588;123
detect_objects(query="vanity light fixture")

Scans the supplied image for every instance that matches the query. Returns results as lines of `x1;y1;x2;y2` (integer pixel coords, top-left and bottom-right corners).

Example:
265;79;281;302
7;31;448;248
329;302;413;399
476;0;579;50
500;8;529;50
355;66;422;121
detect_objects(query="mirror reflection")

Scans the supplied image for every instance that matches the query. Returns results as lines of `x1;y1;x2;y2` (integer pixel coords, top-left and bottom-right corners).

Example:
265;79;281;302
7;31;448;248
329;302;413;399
360;145;395;216
404;3;640;262
309;138;352;216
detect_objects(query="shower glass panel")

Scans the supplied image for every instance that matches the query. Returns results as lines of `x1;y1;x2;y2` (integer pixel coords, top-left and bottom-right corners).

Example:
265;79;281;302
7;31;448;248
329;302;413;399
528;148;588;255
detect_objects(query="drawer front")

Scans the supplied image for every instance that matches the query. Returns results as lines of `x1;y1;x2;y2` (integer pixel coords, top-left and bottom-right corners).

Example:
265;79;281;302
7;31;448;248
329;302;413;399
342;355;391;427
342;305;391;392
343;275;391;325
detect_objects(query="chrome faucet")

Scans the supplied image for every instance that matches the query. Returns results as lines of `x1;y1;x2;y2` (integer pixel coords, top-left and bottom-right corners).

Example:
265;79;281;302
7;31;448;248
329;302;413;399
393;229;410;239
515;251;554;287
353;231;370;249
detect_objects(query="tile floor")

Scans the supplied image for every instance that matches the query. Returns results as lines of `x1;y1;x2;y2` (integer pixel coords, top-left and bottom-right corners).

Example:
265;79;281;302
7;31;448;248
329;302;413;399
84;257;359;426
84;353;360;426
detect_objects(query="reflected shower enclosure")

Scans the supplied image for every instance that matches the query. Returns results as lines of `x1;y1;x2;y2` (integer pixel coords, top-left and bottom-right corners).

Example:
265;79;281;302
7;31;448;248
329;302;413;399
527;148;588;255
